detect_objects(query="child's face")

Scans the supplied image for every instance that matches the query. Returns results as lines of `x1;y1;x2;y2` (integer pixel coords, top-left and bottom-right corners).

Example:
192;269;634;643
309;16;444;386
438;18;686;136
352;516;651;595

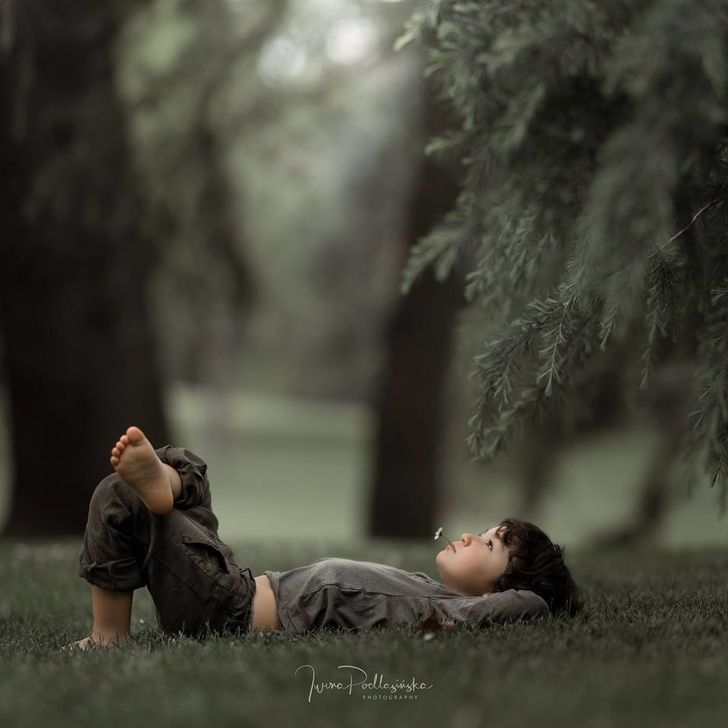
435;525;511;596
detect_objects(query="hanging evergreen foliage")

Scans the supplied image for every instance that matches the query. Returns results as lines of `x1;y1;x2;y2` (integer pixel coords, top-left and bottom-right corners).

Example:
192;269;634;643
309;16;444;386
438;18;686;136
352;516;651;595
398;0;728;511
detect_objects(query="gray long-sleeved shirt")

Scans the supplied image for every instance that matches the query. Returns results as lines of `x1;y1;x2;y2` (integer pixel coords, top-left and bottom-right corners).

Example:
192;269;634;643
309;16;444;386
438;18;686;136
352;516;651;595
264;557;550;633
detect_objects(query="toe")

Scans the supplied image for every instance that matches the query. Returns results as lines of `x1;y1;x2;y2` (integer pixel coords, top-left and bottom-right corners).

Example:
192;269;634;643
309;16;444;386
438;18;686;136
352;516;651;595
110;456;119;467
126;426;145;444
112;447;121;457
120;435;129;445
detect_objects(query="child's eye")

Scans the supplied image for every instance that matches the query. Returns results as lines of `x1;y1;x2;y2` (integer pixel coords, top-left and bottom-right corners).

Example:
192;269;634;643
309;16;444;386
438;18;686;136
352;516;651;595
486;540;493;550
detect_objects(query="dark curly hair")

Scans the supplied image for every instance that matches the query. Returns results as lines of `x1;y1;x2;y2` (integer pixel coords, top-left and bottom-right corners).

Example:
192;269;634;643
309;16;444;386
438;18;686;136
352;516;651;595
491;518;585;618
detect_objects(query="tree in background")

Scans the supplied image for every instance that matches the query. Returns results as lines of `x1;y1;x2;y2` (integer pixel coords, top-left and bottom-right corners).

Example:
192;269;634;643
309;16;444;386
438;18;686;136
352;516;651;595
400;0;728;515
212;0;463;538
118;0;288;391
0;0;168;536
367;69;464;539
116;0;287;451
214;0;422;400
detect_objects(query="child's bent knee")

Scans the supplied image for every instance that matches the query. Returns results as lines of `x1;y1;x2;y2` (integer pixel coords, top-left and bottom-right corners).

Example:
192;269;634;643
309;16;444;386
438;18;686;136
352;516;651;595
89;474;139;519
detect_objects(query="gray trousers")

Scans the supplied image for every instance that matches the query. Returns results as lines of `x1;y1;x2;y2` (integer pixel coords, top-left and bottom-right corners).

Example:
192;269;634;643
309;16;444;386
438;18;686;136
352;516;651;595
79;446;255;637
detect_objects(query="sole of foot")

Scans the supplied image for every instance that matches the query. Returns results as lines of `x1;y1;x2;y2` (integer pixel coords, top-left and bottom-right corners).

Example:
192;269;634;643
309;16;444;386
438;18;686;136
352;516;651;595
110;426;173;515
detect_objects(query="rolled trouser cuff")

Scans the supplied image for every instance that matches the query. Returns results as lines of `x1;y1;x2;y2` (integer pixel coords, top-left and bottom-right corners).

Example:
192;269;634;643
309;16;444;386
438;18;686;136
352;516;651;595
79;555;145;591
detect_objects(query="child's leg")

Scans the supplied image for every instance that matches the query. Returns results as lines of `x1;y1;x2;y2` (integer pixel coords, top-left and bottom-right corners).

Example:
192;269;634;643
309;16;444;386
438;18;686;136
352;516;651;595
76;427;254;647
74;586;134;648
91;585;133;644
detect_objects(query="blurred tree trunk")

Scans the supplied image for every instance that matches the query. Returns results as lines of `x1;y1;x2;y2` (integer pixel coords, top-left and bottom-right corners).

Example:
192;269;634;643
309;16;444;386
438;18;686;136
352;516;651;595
191;126;257;451
0;0;168;537
367;77;463;539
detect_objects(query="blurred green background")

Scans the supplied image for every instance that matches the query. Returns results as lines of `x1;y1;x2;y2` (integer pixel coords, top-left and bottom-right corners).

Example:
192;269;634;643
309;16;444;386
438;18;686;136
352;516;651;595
150;387;728;547
2;384;723;547
1;0;726;550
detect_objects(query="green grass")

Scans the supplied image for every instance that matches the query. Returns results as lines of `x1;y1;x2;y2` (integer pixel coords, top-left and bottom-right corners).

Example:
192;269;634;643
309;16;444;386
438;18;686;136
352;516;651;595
1;538;727;727
1;387;726;724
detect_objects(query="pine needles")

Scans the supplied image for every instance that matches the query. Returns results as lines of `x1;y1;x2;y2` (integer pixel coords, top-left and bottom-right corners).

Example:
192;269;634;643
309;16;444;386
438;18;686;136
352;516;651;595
398;0;728;509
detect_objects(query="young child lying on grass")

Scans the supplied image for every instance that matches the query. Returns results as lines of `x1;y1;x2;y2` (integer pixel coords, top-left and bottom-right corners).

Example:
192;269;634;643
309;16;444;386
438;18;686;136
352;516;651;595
73;426;584;648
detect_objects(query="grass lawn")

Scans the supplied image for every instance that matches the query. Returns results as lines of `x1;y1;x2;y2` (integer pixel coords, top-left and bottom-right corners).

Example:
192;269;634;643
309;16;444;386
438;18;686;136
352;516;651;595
1;387;726;725
1;538;727;727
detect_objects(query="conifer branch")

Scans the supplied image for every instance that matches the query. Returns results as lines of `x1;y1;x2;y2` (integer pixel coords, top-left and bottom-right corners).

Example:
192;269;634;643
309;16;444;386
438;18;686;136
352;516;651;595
467;284;595;459
400;0;728;504
639;253;685;389
663;198;723;248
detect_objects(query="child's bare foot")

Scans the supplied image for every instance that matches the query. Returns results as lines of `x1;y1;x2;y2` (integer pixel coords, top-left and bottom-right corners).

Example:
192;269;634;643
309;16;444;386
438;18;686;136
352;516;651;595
68;633;127;651
72;636;94;650
110;426;174;515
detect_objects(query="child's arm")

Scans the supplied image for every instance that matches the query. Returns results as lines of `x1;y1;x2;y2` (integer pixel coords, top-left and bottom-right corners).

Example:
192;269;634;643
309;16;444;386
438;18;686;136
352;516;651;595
467;589;550;627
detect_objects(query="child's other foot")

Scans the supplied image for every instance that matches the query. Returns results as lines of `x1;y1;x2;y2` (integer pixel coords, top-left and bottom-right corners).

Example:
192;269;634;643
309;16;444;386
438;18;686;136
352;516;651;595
110;426;174;515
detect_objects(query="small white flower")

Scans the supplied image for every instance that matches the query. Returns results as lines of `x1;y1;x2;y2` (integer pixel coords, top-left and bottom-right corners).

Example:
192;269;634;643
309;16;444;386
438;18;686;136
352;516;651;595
433;527;456;552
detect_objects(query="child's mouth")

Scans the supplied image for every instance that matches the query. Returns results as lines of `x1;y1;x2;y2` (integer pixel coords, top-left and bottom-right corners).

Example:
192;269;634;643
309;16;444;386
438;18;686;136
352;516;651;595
434;527;457;553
